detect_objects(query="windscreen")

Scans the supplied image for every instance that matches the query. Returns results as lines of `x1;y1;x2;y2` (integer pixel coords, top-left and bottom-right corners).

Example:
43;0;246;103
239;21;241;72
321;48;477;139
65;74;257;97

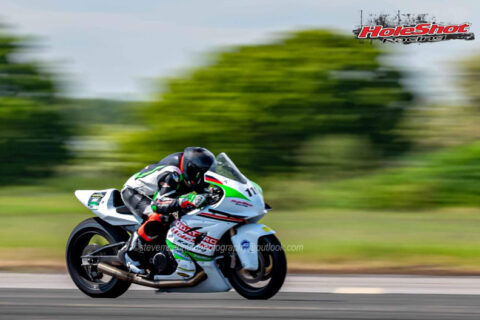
210;153;247;184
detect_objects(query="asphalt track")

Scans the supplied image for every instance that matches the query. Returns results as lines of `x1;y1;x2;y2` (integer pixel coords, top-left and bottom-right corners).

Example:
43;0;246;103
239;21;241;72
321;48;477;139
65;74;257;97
2;274;480;319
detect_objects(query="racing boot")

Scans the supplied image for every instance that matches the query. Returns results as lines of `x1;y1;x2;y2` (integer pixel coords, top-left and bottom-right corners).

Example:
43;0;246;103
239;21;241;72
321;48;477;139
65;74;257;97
118;232;146;274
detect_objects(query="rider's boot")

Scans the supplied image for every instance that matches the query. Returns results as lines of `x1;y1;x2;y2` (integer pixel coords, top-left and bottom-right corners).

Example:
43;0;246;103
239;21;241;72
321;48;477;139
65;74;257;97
172;248;196;278
118;232;146;274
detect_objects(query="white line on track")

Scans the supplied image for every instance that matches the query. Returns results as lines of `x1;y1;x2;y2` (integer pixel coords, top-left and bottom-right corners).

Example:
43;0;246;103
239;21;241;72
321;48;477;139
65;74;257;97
333;287;385;294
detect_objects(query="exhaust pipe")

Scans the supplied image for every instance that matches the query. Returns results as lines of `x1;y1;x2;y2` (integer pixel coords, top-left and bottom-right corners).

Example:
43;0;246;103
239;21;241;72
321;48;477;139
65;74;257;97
97;262;206;289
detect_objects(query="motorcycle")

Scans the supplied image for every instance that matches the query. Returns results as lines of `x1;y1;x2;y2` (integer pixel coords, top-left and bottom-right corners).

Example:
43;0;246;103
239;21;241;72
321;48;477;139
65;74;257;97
66;153;287;299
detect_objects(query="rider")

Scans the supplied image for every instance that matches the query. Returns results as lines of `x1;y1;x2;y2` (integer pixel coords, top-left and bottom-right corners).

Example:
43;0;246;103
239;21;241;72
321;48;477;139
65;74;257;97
118;147;216;276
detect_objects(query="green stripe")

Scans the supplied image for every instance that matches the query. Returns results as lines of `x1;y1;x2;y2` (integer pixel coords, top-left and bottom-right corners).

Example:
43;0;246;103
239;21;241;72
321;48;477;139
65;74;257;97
208;181;250;201
166;239;176;250
166;239;213;262
173;253;188;260
134;165;165;179
166;239;189;260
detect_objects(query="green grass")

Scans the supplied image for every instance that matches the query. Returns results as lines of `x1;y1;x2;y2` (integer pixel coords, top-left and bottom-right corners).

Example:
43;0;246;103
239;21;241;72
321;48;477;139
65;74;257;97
0;178;107;268
263;208;480;271
1;183;480;272
1;166;480;272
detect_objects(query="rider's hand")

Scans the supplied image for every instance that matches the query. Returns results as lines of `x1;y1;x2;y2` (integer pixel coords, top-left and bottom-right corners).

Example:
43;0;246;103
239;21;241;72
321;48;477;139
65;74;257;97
179;193;208;210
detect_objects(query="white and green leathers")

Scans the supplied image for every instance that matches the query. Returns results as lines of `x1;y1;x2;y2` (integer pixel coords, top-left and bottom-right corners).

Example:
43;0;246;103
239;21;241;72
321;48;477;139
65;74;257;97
125;165;182;199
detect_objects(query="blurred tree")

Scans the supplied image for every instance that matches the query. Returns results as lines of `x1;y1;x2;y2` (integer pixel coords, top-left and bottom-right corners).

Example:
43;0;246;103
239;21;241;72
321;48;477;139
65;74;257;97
122;30;413;177
460;53;480;108
0;25;69;183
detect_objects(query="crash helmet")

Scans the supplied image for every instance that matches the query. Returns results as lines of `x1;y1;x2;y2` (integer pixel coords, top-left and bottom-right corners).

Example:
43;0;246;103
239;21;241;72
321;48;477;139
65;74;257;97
181;147;215;187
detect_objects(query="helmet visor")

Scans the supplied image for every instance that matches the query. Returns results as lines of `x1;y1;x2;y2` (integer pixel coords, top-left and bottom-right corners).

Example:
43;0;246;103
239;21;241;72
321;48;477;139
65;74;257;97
186;162;210;185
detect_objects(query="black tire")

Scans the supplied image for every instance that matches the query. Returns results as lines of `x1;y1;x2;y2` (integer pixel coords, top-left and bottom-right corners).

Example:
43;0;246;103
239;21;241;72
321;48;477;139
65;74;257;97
227;235;287;300
66;217;131;298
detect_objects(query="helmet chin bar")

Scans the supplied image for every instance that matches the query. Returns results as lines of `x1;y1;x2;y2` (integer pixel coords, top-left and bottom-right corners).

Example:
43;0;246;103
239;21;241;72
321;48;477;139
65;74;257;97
183;178;197;188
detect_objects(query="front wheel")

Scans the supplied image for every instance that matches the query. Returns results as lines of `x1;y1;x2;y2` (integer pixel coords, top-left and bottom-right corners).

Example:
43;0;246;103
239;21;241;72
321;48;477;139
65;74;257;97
227;235;287;300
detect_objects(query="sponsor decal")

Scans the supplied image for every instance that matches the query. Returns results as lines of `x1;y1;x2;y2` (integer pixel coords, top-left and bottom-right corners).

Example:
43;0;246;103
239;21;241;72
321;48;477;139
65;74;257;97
262;226;272;232
170;220;219;253
198;211;246;223
88;192;106;208
241;240;250;250
202;235;219;246
231;199;253;207
353;11;474;44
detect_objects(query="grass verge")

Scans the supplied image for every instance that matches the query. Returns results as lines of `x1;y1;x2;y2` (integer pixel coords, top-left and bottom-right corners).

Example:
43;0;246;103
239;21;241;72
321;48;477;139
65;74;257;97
1;187;480;273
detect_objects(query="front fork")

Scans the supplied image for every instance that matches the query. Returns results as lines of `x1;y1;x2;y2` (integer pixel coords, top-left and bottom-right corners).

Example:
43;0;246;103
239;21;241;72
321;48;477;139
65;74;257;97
229;228;237;269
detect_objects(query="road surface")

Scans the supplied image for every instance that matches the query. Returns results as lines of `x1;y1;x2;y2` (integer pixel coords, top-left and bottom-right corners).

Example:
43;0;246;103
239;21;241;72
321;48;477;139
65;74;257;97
1;273;480;319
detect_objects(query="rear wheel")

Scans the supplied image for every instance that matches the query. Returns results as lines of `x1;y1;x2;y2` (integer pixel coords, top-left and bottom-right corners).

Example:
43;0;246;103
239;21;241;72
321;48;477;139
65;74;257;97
66;218;131;298
227;235;287;300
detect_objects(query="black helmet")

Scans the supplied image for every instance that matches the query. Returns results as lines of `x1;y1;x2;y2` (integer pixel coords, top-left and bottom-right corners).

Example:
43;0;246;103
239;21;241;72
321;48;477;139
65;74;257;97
182;147;215;187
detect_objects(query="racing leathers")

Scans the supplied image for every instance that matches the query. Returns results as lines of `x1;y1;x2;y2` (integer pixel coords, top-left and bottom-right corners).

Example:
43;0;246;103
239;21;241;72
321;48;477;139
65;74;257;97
119;152;210;276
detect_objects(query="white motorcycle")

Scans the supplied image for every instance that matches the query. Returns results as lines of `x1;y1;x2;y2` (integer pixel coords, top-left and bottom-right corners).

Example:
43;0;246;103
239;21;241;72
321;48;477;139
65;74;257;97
66;153;287;299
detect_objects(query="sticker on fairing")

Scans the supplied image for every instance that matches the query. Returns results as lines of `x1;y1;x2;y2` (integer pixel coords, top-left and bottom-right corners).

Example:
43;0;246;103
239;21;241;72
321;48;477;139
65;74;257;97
262;226;272;232
231;199;253;207
88;192;106;209
168;220;220;255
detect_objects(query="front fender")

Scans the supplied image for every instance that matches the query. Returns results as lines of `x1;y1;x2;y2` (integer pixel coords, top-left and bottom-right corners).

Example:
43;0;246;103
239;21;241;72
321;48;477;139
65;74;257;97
231;223;275;271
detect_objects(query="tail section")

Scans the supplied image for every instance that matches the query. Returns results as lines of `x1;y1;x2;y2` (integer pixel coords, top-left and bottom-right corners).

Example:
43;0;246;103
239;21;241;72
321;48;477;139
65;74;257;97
74;190;99;208
74;189;141;226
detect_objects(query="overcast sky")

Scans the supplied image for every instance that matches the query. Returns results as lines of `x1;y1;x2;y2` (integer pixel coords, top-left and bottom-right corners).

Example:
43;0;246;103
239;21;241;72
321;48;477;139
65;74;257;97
1;0;479;102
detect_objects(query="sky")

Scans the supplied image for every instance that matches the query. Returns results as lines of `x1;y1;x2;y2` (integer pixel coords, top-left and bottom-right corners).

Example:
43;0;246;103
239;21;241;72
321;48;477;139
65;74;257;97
0;0;479;102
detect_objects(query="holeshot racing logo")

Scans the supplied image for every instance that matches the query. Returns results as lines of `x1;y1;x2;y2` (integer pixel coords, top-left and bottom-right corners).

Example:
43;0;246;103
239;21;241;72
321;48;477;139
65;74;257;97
353;12;475;44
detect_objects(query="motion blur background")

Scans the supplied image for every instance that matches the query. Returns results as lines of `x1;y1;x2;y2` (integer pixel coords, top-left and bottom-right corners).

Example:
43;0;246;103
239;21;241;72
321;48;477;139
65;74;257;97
0;0;479;273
